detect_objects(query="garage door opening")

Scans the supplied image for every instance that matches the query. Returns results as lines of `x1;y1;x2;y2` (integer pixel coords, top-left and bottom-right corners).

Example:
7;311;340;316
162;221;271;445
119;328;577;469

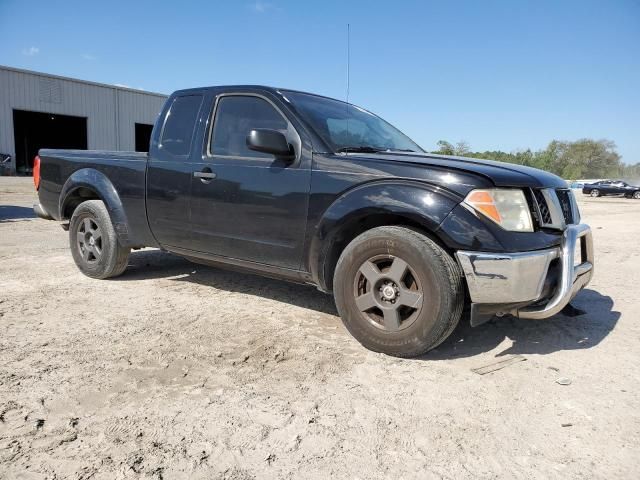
13;109;87;175
135;123;153;152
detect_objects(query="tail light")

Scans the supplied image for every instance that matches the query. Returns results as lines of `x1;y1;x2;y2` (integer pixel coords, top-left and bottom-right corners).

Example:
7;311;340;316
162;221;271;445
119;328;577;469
33;155;41;190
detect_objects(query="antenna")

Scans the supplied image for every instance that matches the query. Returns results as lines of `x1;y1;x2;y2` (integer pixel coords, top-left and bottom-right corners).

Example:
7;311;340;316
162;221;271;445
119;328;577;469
345;23;351;144
346;23;350;105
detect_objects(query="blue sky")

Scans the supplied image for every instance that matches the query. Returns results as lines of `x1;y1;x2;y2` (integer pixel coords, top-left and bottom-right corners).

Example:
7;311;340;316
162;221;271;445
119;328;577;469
1;0;639;163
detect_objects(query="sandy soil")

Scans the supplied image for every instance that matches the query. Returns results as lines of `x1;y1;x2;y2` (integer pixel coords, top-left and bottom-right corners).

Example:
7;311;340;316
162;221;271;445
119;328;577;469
1;177;639;479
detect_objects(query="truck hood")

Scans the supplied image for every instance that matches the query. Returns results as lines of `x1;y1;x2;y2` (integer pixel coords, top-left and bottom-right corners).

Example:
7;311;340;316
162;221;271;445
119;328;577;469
367;151;568;189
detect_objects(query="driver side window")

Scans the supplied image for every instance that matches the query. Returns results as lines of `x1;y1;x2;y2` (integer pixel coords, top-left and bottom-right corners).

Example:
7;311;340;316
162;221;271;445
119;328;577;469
210;96;288;159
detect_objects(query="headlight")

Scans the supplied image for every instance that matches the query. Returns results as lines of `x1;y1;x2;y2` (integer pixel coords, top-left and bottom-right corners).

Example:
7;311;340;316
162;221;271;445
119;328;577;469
464;189;534;232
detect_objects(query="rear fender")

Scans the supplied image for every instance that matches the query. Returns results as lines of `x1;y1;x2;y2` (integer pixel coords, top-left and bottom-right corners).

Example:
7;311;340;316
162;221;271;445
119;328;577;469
309;180;461;290
59;168;133;245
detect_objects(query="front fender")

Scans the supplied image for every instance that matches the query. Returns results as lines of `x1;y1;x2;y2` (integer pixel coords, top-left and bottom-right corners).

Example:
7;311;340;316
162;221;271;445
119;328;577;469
59;168;132;245
309;180;461;289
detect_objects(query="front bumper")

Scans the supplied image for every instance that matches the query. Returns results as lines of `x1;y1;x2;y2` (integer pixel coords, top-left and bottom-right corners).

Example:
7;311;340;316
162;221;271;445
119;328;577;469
455;224;594;323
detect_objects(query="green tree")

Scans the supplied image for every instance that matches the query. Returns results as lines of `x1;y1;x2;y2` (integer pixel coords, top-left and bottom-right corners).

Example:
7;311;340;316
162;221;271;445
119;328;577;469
538;139;622;179
564;139;621;179
454;141;470;156
431;138;624;179
621;162;640;181
434;140;455;155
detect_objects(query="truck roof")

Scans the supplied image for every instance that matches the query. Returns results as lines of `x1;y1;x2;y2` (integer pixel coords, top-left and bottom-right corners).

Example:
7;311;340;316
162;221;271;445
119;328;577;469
171;85;346;104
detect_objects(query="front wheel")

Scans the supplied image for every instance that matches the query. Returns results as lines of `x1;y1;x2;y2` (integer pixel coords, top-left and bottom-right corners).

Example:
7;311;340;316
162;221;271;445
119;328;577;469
69;200;130;279
333;226;464;357
590;189;601;197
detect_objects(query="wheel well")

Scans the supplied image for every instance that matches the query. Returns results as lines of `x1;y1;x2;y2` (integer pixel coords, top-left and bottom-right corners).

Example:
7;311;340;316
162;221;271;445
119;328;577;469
321;213;452;292
62;187;102;219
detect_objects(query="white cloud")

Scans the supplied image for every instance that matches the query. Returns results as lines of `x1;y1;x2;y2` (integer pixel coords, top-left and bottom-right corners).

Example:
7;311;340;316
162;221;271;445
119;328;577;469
250;1;273;13
22;46;39;56
81;53;96;61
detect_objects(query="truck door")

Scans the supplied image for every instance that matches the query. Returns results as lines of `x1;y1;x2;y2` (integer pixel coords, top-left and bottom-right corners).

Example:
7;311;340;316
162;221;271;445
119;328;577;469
146;94;204;248
189;94;310;270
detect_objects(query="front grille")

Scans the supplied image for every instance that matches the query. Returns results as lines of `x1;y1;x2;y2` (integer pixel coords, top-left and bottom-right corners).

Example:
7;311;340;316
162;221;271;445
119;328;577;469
555;189;575;225
530;188;579;229
533;189;552;224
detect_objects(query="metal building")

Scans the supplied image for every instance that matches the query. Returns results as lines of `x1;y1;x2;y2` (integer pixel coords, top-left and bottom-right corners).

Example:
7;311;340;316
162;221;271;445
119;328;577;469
0;65;167;175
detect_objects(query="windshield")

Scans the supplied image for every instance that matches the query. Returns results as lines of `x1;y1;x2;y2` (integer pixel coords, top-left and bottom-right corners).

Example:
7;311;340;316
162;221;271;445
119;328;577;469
282;91;423;154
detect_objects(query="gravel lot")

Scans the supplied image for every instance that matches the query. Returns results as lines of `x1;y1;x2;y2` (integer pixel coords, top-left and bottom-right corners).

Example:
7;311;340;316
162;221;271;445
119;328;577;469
1;177;639;479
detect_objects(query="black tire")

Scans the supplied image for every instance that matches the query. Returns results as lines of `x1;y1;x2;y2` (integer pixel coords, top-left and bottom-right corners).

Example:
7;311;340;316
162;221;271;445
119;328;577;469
590;189;600;197
333;226;464;357
69;200;130;279
633;191;640;200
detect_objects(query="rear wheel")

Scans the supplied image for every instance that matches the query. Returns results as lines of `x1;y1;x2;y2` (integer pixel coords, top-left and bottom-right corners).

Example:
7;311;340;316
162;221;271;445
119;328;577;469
633;191;640;199
590;189;600;197
69;200;130;279
333;226;464;357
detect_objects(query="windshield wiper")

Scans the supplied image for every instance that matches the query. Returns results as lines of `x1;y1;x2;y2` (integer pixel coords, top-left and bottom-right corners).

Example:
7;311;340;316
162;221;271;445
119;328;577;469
336;146;417;154
335;146;386;154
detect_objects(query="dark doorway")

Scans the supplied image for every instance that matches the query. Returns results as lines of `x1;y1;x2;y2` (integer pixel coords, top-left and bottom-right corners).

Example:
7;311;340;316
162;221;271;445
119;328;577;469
135;123;153;152
13;109;87;175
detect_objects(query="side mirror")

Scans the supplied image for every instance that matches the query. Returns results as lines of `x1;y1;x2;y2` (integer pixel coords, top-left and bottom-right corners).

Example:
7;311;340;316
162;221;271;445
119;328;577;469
246;129;294;159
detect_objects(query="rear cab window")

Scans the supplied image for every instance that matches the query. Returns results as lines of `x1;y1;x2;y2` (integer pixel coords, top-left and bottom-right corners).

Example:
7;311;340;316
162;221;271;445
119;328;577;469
160;95;204;156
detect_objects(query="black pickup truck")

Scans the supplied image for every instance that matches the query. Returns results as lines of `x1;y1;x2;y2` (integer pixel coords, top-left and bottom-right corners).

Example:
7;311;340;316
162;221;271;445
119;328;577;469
34;86;594;357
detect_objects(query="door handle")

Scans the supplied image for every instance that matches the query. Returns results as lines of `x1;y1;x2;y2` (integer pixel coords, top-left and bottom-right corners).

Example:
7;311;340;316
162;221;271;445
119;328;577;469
194;170;216;180
194;172;216;179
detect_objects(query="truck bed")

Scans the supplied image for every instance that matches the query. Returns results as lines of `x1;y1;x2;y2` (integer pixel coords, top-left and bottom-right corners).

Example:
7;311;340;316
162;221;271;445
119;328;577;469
37;149;156;247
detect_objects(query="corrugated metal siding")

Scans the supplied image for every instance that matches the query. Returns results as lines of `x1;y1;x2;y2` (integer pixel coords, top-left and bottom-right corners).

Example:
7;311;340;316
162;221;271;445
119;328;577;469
116;89;165;151
0;66;167;171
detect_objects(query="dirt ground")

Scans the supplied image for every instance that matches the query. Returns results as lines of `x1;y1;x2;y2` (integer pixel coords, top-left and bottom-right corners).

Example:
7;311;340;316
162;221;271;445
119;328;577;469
1;177;638;479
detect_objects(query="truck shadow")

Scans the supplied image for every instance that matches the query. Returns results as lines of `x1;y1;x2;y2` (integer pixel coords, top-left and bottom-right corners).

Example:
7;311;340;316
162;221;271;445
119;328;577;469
0;205;36;222
121;249;619;358
120;249;338;315
425;289;619;359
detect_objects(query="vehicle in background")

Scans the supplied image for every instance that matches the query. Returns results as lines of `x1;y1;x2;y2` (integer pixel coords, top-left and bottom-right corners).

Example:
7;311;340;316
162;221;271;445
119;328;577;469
33;85;595;357
582;180;640;199
568;181;584;190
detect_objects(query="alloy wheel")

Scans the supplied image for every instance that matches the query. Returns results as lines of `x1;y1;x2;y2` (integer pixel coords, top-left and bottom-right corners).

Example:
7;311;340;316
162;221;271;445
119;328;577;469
353;255;424;332
76;217;103;264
